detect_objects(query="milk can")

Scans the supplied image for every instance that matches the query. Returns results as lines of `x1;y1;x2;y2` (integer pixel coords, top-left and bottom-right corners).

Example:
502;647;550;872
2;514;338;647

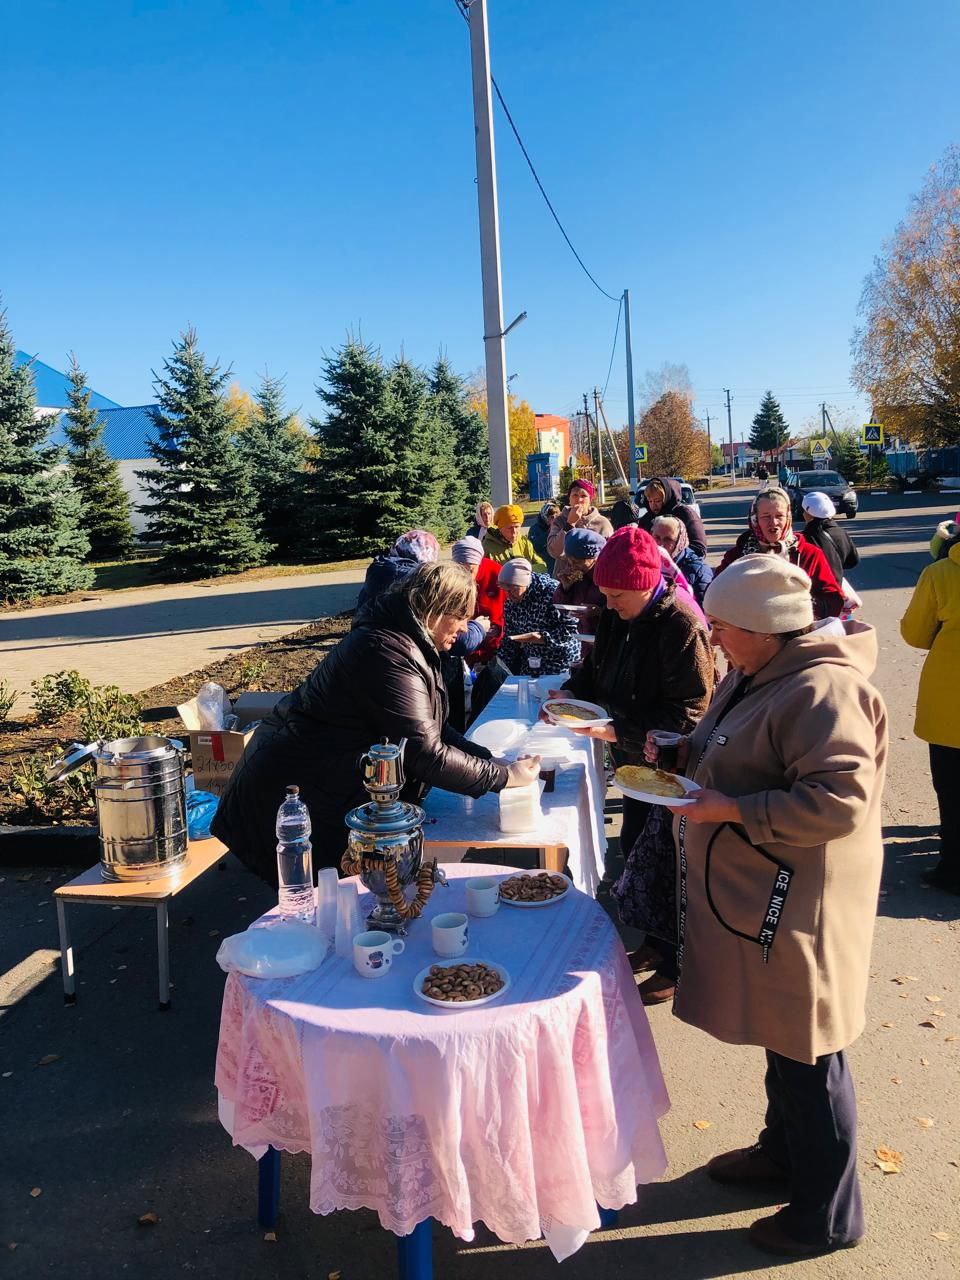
47;736;188;882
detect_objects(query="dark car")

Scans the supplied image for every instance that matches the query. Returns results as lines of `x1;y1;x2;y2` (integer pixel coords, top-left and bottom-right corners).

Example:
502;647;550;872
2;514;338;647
786;470;858;519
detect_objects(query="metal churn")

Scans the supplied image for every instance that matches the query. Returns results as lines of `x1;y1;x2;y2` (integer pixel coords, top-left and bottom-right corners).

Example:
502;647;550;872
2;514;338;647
47;736;188;882
341;737;446;933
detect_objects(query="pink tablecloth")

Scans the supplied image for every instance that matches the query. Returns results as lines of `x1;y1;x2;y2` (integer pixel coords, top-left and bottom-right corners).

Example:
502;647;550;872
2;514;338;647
215;865;669;1252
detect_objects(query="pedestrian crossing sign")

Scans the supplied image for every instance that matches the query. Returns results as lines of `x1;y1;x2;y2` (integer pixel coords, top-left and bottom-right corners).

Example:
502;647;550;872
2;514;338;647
861;422;884;446
810;439;830;461
634;443;648;464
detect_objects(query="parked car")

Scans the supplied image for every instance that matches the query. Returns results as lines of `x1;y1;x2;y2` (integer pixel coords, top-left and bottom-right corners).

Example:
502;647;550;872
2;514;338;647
785;470;858;519
672;478;701;518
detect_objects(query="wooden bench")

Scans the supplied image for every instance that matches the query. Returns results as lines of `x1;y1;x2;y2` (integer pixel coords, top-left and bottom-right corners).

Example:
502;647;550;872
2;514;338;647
54;838;227;1010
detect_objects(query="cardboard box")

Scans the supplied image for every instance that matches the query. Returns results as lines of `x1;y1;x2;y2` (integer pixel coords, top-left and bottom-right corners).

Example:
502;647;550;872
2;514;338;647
177;690;287;796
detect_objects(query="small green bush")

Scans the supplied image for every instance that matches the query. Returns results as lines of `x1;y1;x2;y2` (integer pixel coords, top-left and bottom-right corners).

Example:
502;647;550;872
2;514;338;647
235;652;269;691
31;670;93;723
8;749;95;818
78;686;144;743
0;678;20;723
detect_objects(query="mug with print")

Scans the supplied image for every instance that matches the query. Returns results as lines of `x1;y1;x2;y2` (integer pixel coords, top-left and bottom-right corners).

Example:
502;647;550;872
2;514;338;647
353;929;405;978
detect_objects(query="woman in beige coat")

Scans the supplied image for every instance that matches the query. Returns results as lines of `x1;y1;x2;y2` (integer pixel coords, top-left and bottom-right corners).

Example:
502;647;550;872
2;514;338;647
652;555;887;1259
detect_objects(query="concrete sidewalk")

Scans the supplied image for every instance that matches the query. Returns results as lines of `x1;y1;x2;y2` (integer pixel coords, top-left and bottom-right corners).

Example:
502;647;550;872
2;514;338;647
0;569;364;711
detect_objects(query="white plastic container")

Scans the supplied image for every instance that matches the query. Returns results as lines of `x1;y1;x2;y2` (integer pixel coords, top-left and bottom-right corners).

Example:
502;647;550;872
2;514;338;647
498;780;542;834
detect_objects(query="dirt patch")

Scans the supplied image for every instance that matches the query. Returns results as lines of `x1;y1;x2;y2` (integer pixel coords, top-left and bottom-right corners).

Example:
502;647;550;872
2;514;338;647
0;614;352;825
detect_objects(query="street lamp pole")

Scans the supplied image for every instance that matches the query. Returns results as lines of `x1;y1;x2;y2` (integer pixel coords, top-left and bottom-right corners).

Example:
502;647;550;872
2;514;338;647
467;0;512;506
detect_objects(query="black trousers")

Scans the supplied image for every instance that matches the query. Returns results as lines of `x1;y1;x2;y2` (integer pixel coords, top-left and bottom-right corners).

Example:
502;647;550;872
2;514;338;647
758;1049;863;1247
929;743;960;882
619;796;678;979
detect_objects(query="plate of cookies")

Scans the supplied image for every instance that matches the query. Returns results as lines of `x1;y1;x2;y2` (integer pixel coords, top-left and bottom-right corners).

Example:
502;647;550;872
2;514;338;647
415;959;511;1009
497;871;571;907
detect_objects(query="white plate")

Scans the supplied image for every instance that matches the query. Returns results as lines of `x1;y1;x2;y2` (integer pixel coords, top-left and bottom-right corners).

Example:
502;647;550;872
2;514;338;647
613;770;701;807
468;719;526;754
542;697;612;728
555;603;591;614
414;959;511;1009
498;873;572;908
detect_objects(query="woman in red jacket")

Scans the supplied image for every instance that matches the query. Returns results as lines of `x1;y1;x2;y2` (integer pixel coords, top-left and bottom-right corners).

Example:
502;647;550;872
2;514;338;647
451;536;505;664
717;490;843;619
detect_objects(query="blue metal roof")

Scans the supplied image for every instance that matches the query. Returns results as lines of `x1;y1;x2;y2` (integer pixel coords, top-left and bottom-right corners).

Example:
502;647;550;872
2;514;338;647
48;405;160;460
14;350;121;411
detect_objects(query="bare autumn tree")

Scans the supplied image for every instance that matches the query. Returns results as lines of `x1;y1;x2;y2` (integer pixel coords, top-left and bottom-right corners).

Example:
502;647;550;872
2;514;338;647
852;145;960;446
639;391;710;478
638;361;694;414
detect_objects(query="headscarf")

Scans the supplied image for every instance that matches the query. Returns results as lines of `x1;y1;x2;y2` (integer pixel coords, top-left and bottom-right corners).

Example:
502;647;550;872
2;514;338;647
393;529;440;563
651;515;688;559
742;490;797;558
539;501;560;525
475;501;494;534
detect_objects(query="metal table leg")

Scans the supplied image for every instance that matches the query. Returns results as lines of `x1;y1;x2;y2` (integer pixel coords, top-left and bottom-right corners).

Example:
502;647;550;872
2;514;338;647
397;1218;433;1279
156;901;171;1010
258;1148;281;1228
56;898;76;1005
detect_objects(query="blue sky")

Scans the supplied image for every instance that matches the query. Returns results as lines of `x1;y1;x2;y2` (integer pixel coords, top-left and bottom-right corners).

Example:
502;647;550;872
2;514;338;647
2;0;957;441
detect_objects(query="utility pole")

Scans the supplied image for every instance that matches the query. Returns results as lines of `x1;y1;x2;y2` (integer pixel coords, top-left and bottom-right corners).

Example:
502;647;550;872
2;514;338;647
724;388;734;485
467;0;512;505
705;410;713;483
593;387;606;504
597;396;629;487
624;289;637;493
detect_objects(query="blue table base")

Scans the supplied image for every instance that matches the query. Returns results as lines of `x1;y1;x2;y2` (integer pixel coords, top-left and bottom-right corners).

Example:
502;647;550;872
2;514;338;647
255;1147;618;1275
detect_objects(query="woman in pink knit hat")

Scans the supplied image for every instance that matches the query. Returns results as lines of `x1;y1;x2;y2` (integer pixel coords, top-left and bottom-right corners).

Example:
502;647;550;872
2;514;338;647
551;525;714;1003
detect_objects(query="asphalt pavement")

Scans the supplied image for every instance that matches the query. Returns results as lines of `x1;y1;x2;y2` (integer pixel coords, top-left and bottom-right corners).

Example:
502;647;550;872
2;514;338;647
1;484;958;1278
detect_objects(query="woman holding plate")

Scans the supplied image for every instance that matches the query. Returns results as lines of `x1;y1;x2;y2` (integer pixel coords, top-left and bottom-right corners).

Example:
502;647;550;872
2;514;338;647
652;555;887;1258
550;526;714;1000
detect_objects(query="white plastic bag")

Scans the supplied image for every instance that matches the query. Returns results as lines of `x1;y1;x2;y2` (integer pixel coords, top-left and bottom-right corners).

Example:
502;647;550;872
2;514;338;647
196;681;228;730
216;921;327;978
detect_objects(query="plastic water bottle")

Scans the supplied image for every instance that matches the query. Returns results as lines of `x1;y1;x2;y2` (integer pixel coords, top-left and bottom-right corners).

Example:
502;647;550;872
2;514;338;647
276;785;315;923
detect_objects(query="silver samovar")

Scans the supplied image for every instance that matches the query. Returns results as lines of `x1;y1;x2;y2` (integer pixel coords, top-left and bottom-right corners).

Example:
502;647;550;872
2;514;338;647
342;738;446;933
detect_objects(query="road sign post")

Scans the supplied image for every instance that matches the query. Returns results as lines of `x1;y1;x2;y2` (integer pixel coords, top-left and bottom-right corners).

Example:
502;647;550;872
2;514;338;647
861;422;884;447
634;443;647;485
810;438;831;463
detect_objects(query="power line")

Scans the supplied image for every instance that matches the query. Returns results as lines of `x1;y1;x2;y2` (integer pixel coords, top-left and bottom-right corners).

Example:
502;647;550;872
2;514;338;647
601;295;623;401
453;0;621;304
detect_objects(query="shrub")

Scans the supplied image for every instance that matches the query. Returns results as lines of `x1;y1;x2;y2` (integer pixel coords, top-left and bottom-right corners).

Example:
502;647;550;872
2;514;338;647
31;670;93;723
8;749;95;819
78;686;144;743
235;653;269;691
0;679;20;723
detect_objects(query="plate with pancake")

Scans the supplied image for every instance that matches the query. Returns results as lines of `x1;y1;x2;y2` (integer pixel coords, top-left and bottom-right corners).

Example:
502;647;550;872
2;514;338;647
541;697;612;728
613;764;700;806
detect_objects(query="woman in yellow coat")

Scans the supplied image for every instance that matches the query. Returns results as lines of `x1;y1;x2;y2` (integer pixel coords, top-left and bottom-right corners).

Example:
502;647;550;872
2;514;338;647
901;539;960;894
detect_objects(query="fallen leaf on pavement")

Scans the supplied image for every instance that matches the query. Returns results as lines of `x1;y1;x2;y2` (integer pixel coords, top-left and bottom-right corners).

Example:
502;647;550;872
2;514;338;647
137;1212;159;1227
921;1057;930;1067
263;1231;277;1242
875;1160;901;1175
890;1076;903;1084
37;1054;60;1067
946;1035;958;1042
932;1231;952;1242
328;1272;342;1280
931;1009;947;1018
949;1160;960;1169
917;1117;935;1128
925;995;942;1002
880;1021;894;1028
920;1020;939;1028
693;1120;712;1130
891;976;909;985
29;1187;41;1198
874;1145;902;1174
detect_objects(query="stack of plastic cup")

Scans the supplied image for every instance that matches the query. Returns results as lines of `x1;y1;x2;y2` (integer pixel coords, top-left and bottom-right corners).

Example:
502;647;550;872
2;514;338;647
335;880;365;958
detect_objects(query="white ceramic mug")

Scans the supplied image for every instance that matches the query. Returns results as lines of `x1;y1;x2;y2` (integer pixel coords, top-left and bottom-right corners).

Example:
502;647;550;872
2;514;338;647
431;912;470;957
465;877;500;918
353;929;405;978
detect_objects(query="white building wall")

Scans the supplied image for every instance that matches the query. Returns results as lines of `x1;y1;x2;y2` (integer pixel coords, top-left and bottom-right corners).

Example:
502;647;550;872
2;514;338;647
119;460;158;537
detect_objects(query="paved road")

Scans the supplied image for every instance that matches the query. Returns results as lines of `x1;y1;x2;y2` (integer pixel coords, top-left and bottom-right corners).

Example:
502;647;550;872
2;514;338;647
0;569;365;713
1;485;958;1277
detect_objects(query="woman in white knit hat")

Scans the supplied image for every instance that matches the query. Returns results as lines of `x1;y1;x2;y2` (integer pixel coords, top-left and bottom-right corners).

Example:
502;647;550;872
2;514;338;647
647;554;888;1259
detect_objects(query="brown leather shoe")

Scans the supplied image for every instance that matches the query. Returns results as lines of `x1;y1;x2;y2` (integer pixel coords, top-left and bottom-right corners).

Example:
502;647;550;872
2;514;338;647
636;972;675;1005
627;944;662;974
749;1211;861;1257
707;1143;789;1186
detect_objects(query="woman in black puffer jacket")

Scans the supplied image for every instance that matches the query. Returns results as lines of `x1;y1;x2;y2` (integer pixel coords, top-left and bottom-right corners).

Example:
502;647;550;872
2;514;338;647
212;564;539;882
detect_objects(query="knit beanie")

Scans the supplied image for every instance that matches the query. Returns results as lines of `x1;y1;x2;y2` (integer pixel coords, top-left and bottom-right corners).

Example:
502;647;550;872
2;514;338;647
451;536;485;567
704;554;814;634
564;527;606;560
801;492;835;520
498;557;533;588
592;526;661;592
493;504;523;529
569;478;596;501
393;529;440;563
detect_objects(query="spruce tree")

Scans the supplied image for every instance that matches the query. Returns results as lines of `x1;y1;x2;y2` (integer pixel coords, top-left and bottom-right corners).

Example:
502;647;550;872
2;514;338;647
236;373;307;561
0;311;93;601
429;356;489;530
63;353;135;560
138;330;270;579
749;391;790;457
300;340;411;559
386;356;464;541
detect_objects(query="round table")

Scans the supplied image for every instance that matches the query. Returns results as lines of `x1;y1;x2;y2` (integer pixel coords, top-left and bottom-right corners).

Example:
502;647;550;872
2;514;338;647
215;864;669;1265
